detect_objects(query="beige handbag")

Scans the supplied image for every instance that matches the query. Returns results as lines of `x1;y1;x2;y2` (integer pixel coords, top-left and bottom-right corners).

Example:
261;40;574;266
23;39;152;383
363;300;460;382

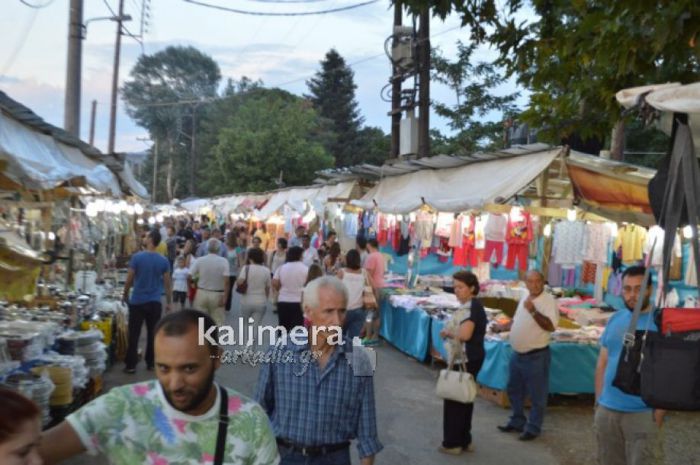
435;349;477;404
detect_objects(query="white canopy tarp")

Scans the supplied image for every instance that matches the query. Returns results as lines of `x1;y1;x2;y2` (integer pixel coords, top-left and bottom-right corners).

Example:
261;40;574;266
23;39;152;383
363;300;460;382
309;181;357;213
118;161;149;200
616;82;700;149
58;143;122;197
356;149;561;213
180;198;210;213
1;112;84;190
255;187;320;220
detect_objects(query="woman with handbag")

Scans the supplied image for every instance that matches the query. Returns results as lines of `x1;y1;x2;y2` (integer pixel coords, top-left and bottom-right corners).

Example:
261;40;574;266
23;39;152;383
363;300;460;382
337;249;368;341
438;270;488;456
236;247;271;346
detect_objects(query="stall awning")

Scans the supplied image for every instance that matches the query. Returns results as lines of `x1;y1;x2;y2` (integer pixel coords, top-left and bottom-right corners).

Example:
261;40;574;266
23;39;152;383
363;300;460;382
355;148;561;213
565;151;656;226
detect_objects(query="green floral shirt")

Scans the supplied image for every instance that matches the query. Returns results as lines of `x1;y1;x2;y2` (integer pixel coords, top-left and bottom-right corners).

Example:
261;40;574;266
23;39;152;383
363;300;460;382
66;381;280;465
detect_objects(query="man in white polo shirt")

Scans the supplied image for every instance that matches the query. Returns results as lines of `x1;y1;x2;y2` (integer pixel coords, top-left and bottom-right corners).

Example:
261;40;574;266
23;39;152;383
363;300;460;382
188;238;230;325
498;270;559;441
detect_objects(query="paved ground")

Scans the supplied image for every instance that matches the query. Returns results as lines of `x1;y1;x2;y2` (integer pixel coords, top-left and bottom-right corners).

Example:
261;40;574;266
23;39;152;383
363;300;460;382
62;299;700;465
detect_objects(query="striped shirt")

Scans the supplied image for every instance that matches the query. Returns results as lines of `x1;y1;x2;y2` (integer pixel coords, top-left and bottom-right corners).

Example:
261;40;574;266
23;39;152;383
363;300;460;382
254;340;383;458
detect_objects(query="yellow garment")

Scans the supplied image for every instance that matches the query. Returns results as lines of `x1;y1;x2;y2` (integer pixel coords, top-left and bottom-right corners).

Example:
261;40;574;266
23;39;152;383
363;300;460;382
614;224;648;263
602;267;612;291
156;241;168;257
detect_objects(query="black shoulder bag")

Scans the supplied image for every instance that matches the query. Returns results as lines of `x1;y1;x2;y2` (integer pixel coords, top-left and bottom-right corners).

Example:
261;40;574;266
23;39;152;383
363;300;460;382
214;385;229;465
640;120;700;411
612;240;656;396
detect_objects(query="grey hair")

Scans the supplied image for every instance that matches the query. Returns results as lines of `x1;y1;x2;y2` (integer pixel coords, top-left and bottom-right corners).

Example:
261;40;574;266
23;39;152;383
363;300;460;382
207;238;221;254
303;276;348;310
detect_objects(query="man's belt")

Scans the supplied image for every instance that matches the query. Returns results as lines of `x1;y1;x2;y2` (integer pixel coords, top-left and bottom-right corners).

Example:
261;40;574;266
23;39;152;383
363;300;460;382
197;288;224;292
515;346;549;356
276;438;350;457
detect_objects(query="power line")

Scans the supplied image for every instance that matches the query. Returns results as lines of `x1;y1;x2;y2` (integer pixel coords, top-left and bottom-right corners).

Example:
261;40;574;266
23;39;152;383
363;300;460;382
182;0;379;16
18;0;56;8
272;25;462;88
118;25;463;108
102;0;143;47
1;8;39;76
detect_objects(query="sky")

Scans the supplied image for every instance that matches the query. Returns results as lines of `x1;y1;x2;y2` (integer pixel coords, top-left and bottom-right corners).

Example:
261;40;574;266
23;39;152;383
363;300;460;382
0;0;527;154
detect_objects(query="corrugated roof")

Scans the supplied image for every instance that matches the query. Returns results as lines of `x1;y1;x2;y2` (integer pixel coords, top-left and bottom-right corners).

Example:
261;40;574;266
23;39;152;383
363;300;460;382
315;143;554;181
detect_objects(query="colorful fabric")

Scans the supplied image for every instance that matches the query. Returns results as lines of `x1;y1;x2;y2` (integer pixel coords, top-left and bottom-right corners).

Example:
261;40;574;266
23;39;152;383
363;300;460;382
484;213;508;242
66;381;279;465
506;210;533;246
553;221;587;269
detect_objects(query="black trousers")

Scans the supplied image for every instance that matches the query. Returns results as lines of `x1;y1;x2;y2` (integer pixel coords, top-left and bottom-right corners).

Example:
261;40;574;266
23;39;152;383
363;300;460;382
125;301;162;369
442;358;484;448
225;275;236;312
277;302;304;332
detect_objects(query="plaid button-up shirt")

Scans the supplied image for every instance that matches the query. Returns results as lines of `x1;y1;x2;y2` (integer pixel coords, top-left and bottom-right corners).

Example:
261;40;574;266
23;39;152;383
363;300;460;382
254;340;383;458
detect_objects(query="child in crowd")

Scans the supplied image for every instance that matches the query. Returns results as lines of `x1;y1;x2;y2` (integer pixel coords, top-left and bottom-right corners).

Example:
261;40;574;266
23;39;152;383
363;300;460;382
171;256;190;309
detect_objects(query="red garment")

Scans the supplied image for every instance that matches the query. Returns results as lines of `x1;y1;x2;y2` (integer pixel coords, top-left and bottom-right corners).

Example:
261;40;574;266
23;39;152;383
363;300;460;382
392;223;401;251
437;237;451;263
377;215;389;246
582;261;597;284
506;211;533;245
453;237;480;267
506;243;529;271
483;240;504;265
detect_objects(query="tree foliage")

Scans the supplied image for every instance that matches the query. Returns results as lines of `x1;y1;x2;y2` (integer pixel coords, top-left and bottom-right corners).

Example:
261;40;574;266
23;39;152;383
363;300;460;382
204;88;334;194
431;41;519;153
401;0;700;143
306;49;366;167
122;46;221;201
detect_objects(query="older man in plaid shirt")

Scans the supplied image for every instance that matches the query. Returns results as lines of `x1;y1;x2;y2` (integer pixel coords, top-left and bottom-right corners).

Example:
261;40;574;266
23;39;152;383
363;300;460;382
255;276;383;465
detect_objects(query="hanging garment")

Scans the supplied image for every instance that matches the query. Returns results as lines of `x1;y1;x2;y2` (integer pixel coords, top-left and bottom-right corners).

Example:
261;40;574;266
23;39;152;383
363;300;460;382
435;212;454;238
584;223;612;264
437;237;452;263
415;211;434;246
474;215;486;249
614;224;648;263
453;237;480;268
483;240;504;265
448;215;463;248
506;210;533;246
506;243;529;271
484;213;508;242
645;226;682;268
553;221;587;268
581;261;597;284
686;251;698;287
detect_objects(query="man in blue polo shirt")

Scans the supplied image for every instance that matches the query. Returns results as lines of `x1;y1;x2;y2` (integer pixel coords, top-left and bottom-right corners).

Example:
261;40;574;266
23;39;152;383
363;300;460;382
121;229;172;374
594;266;665;465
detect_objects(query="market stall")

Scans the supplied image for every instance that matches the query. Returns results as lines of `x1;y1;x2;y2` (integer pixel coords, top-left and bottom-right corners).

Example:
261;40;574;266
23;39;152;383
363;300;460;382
0;92;145;425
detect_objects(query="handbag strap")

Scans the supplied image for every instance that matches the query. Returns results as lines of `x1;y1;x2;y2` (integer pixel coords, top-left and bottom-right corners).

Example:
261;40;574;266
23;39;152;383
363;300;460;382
624;239;656;349
214;385;229;465
678;122;700;300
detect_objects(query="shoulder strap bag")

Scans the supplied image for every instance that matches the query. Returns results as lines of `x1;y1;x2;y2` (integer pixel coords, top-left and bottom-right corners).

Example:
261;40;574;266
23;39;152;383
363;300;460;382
236;265;249;294
362;270;378;310
214;385;229;465
435;345;477;404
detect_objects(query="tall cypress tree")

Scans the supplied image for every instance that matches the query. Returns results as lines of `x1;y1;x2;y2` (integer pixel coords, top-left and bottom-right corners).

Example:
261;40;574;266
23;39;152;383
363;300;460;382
306;49;364;167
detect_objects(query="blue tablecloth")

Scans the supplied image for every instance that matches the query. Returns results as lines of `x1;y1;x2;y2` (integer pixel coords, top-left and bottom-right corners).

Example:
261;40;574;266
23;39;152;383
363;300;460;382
431;316;599;393
379;300;432;362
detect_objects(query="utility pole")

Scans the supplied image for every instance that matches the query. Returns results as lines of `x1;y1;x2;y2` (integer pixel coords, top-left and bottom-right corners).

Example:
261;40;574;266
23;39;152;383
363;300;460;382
189;105;197;197
64;0;83;137
418;9;430;158
390;2;402;158
152;138;159;203
107;0;126;154
88;100;97;146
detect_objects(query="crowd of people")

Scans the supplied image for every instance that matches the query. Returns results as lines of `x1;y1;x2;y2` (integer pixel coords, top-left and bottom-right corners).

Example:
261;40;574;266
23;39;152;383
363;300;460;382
0;213;666;465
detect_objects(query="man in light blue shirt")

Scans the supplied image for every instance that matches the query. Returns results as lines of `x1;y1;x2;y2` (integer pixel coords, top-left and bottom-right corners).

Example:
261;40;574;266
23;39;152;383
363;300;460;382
594;266;665;465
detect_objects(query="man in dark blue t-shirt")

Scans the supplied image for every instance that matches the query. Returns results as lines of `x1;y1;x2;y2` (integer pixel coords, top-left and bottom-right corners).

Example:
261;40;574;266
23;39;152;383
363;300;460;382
121;229;172;374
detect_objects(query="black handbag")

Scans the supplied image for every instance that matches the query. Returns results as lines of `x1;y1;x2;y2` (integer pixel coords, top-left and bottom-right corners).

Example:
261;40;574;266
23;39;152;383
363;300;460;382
641;331;700;411
612;240;656;396
236;265;249;294
640;117;700;411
